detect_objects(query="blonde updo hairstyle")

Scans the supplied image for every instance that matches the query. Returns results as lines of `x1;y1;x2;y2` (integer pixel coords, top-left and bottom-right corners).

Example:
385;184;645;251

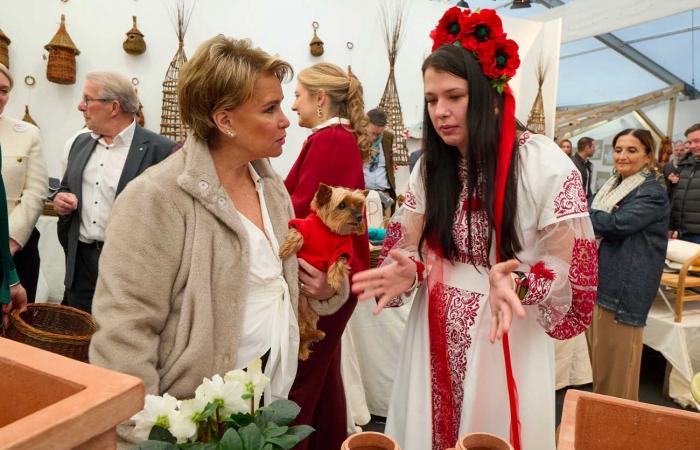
298;63;371;162
178;35;293;145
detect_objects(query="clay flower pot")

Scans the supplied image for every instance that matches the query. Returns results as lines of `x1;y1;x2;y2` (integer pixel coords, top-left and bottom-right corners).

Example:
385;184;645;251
455;432;513;450
558;389;700;450
341;431;400;450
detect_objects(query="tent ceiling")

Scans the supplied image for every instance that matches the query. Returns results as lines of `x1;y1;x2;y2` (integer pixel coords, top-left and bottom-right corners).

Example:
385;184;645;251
447;0;700;106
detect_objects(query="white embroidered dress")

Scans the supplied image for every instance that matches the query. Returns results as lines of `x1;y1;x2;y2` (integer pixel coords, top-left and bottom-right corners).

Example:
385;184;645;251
380;133;597;450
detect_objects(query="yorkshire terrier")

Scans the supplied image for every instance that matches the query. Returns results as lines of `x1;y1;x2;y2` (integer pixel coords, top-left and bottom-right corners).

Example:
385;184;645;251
279;183;368;360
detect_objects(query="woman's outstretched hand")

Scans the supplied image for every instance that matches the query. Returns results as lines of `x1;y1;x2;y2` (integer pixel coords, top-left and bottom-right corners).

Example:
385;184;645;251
488;259;526;343
352;250;416;315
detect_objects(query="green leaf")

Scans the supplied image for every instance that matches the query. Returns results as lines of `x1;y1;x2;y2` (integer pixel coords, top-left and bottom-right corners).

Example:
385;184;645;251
265;425;314;450
238;423;264;449
180;444;217;450
224;413;255;428
265;400;300;426
241;392;253;400
262;425;288;438
199;401;219;421
254;406;274;428
219;428;244;450
262;444;274;450
287;425;314;441
148;426;177;444
131;441;178;450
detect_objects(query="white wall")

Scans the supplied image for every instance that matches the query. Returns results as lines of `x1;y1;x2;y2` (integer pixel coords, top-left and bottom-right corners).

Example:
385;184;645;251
2;0;559;179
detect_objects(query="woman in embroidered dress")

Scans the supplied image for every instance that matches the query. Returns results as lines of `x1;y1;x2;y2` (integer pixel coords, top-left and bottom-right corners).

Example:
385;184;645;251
352;8;597;450
588;129;669;401
284;62;371;450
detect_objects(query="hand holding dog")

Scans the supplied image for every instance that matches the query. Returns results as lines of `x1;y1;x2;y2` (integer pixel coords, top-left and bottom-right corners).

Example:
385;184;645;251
352;249;416;315
298;258;336;300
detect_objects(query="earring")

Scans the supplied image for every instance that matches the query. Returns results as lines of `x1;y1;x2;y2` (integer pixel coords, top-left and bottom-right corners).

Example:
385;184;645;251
316;105;323;118
226;128;236;137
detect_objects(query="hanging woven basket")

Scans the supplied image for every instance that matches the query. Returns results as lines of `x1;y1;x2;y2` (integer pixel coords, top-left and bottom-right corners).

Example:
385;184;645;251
309;22;324;57
123;16;146;55
22;105;38;128
0;27;10;69
44;14;80;85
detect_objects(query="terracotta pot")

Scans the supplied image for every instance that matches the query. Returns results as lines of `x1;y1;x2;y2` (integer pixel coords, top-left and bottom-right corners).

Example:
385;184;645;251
0;337;144;449
558;389;700;450
456;432;513;450
341;431;400;450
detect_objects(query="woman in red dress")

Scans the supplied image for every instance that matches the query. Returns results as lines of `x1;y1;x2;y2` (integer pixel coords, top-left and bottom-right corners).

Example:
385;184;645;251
284;62;371;450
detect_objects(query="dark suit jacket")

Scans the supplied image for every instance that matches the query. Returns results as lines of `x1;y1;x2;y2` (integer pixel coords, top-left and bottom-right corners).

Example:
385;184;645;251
57;125;175;289
380;131;396;200
571;152;592;198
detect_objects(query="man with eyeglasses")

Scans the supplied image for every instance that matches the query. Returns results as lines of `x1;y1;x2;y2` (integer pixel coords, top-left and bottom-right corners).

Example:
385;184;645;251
670;123;700;243
363;108;396;215
53;71;175;313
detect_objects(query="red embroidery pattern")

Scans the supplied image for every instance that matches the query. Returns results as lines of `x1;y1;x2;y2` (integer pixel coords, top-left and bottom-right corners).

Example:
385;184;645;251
553;171;588;219
378;220;408;308
548;238;598;340
429;283;483;450
521;273;553;306
404;190;418;209
454;166;489;267
518;130;532;146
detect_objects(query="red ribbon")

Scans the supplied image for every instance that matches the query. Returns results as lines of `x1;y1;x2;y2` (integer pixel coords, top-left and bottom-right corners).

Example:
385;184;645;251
493;86;522;450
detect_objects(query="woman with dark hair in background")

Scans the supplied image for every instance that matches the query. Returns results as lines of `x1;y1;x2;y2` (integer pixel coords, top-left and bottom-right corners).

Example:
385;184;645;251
588;128;669;401
352;7;597;450
559;138;573;156
285;62;370;450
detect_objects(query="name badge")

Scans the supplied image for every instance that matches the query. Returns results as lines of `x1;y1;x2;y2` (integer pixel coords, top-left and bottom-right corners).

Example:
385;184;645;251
12;123;28;133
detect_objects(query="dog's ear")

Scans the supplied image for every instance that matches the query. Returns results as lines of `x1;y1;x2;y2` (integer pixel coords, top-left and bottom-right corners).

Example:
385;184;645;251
315;183;333;207
360;189;369;198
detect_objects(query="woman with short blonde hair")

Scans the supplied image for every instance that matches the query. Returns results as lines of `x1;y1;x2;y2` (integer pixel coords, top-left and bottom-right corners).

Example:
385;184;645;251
90;35;349;446
285;62;370;449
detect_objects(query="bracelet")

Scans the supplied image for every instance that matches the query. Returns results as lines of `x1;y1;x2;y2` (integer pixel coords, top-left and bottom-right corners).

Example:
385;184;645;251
9;281;20;287
512;271;529;301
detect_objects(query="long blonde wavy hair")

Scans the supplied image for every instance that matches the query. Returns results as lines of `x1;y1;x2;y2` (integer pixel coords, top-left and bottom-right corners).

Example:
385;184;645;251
297;63;371;162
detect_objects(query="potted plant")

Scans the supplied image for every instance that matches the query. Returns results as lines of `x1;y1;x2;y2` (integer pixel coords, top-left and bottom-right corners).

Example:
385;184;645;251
131;359;313;450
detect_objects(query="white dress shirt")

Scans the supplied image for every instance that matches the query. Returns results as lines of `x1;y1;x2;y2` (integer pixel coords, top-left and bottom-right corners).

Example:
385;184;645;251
61;120;135;243
235;163;299;403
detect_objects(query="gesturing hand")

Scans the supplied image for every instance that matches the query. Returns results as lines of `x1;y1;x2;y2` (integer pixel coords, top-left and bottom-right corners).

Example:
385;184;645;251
488;259;526;343
351;249;416;315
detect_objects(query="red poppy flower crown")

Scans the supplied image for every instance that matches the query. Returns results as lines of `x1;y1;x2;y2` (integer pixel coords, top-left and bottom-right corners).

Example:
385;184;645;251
429;7;520;94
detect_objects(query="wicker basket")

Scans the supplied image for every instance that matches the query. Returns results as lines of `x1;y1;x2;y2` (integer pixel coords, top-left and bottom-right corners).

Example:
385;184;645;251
0;27;10;69
369;245;382;269
44;15;80;85
5;304;96;362
123;16;146;55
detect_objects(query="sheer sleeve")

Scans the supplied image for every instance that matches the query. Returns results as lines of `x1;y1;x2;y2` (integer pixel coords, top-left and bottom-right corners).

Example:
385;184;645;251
376;166;427;307
517;218;598;339
516;133;598;339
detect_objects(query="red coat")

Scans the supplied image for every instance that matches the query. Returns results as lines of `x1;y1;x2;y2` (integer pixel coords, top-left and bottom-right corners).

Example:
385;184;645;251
289;213;354;271
285;124;369;274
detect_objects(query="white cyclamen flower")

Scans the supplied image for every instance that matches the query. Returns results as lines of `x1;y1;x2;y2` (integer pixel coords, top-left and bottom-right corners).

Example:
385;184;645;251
195;374;248;416
224;358;270;409
168;396;208;443
131;393;179;441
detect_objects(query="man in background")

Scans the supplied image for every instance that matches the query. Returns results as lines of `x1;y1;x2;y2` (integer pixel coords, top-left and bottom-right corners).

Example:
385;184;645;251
363;108;396;215
572;137;596;199
53;71;175;313
670;123;700;243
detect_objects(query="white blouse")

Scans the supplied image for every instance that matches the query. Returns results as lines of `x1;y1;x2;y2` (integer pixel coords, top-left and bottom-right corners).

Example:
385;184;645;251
235;164;299;403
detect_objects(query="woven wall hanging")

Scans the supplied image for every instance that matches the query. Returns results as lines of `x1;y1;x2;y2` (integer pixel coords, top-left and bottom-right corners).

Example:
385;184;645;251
378;1;409;166
123;16;146;55
160;3;192;142
0;27;10;69
44;14;80;85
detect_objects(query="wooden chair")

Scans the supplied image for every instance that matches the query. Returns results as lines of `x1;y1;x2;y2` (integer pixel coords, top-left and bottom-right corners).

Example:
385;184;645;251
659;248;700;322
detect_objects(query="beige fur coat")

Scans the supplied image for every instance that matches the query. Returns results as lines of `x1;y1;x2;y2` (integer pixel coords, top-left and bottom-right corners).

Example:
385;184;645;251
89;136;348;402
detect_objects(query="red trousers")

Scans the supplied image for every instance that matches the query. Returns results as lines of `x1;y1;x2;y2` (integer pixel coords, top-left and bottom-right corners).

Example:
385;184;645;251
289;296;358;450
